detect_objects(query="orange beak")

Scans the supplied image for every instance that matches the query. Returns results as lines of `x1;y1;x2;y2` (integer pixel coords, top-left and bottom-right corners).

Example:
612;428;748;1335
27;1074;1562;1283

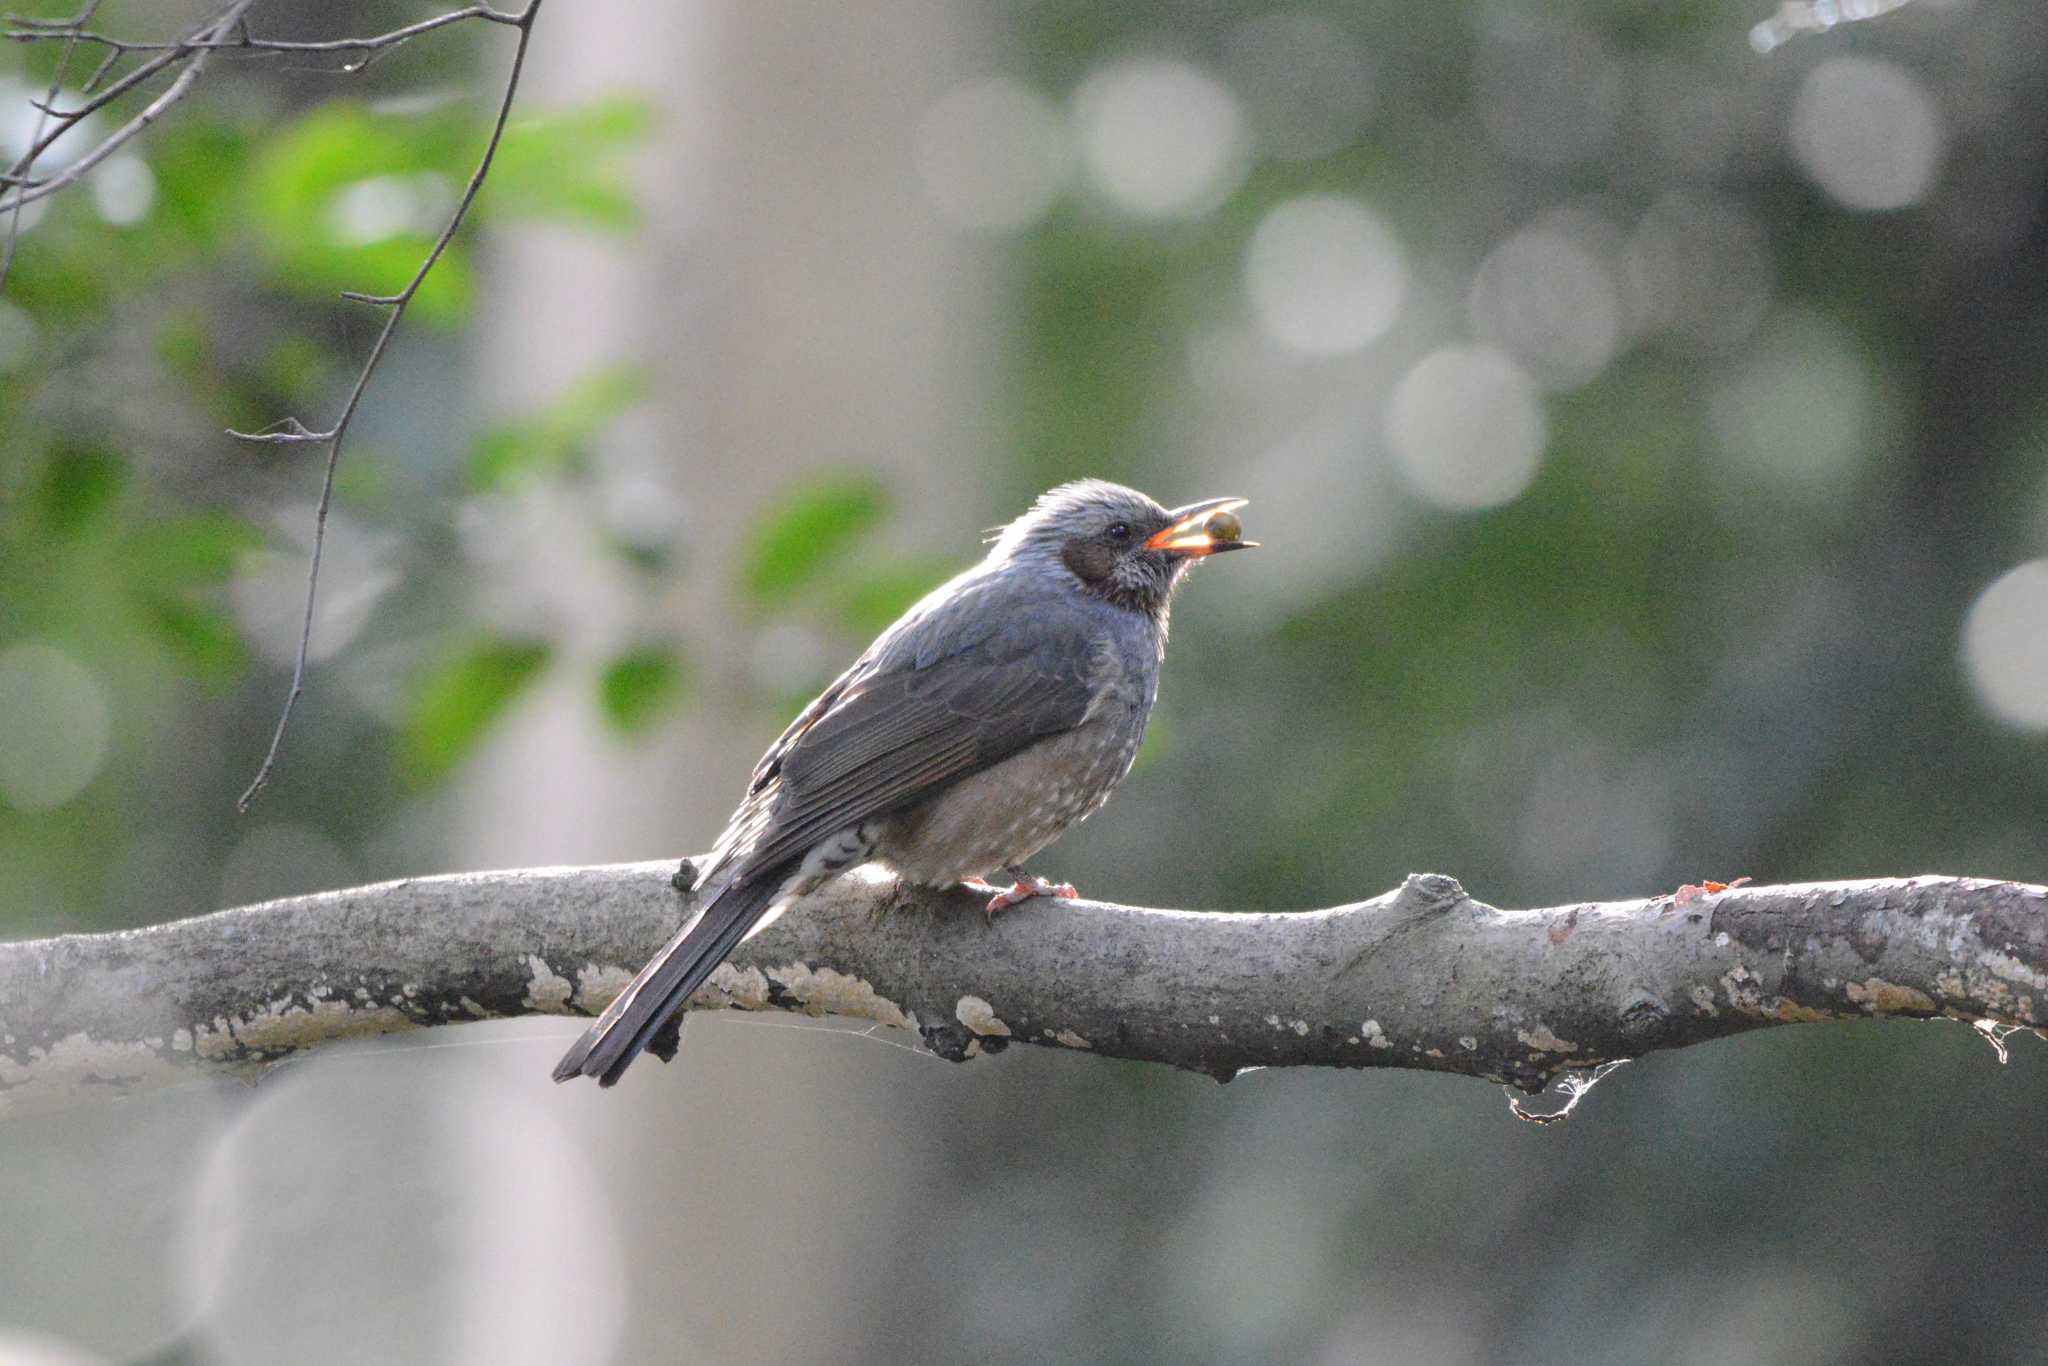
1142;496;1257;557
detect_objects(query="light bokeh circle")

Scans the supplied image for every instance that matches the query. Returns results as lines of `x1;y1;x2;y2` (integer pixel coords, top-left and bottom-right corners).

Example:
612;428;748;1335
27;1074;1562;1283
0;642;113;812
1072;57;1247;220
1243;195;1406;357
916;76;1069;234
1789;56;1944;212
1961;559;2048;731
1386;347;1547;511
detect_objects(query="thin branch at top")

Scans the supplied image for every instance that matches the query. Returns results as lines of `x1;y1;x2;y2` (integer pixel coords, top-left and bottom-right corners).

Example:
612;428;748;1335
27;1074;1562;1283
5;4;524;73
0;0;255;213
1;0;551;808
0;0;97;292
0;4;535;204
227;0;544;811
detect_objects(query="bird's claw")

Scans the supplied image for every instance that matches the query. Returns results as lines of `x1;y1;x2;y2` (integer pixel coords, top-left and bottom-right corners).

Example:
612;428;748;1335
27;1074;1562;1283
981;875;1078;921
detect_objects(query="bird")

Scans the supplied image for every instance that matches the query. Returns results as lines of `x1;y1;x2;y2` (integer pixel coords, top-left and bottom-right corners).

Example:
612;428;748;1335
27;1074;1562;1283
552;479;1255;1087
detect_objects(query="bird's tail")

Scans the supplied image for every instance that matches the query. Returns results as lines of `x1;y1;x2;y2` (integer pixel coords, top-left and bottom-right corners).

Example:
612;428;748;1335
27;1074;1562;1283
551;867;791;1087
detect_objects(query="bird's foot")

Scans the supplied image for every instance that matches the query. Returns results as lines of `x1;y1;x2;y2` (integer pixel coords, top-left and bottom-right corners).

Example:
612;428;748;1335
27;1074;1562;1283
975;872;1078;921
880;879;923;920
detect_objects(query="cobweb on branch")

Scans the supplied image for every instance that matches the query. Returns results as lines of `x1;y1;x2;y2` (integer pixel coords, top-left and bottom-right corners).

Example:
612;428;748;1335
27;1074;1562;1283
1505;1059;1631;1126
1750;0;1920;54
1969;1018;2036;1065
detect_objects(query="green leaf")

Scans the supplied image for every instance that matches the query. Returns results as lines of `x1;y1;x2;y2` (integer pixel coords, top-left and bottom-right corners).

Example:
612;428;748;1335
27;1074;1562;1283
262;335;332;406
399;639;552;787
333;451;396;512
155;313;211;382
2;207;116;321
142;118;253;253
242;95;654;324
469;365;650;492
598;647;688;734
743;477;890;602
137;596;248;689
117;511;263;586
32;447;127;537
245;101;476;325
837;557;954;634
492;96;656;231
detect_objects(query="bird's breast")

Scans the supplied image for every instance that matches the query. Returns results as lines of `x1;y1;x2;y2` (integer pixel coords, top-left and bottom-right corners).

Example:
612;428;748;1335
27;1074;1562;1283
875;713;1148;886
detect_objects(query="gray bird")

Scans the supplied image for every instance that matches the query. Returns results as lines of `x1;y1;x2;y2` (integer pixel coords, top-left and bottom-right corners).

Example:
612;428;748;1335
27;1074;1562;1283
552;480;1254;1087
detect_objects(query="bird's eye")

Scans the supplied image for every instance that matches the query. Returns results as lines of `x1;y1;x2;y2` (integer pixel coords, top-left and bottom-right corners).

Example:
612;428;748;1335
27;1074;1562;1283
1107;521;1131;541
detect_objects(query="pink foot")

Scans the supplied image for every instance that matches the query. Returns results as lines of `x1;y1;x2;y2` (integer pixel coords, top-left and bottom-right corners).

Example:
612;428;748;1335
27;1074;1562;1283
977;874;1078;919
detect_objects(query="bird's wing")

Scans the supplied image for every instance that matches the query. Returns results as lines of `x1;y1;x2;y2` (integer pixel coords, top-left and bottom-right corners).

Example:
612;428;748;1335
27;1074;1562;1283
712;592;1102;885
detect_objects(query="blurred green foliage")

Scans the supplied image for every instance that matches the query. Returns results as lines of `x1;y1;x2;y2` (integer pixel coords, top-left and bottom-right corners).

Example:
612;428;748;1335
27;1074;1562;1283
2;445;257;689
741;475;890;601
0;23;657;925
5;5;2048;1364
490;95;654;231
599;647;689;735
836;555;958;635
469;364;649;492
248;102;481;323
399;637;552;787
249;95;651;324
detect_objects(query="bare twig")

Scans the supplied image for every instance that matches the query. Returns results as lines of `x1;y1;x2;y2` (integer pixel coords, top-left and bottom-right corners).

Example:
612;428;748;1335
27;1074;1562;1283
1;866;2043;1118
2;48;185;175
0;3;525;195
6;4;524;73
227;0;543;810
0;1;255;212
1;0;548;806
0;0;96;291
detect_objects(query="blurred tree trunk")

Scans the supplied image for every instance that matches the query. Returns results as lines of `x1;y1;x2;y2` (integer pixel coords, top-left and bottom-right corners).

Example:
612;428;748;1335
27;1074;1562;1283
450;7;1006;1360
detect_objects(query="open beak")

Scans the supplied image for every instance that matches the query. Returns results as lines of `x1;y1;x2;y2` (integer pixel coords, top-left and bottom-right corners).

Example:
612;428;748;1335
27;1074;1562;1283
1143;496;1257;558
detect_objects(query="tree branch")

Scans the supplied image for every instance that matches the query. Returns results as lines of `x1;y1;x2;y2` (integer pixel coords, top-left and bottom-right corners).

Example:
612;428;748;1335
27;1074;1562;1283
0;0;97;292
3;864;2042;1118
227;0;543;811
0;0;257;212
6;5;523;70
3;1;547;810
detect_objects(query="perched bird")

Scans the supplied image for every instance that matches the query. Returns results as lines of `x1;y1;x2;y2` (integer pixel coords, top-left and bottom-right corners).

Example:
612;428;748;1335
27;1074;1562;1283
552;480;1254;1087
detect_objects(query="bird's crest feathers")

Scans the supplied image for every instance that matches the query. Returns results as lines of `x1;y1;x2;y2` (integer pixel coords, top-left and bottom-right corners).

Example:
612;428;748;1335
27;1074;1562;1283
987;479;1165;558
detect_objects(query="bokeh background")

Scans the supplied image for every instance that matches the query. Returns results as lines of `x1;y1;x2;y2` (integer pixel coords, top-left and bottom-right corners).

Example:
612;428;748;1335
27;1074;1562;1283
5;0;2048;1361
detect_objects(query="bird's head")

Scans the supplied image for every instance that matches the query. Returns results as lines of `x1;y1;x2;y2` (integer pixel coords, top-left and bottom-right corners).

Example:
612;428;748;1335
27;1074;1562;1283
992;479;1255;617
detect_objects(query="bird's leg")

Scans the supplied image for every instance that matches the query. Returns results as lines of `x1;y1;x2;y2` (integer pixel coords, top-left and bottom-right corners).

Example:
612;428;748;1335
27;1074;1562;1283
976;865;1079;919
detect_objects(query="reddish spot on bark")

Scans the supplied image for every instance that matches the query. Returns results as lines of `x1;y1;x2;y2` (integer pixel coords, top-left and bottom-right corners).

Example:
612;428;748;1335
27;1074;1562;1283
1670;876;1752;909
1548;907;1580;944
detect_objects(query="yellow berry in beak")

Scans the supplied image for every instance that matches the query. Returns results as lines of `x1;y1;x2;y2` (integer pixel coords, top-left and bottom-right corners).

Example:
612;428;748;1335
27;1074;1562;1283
1142;496;1255;556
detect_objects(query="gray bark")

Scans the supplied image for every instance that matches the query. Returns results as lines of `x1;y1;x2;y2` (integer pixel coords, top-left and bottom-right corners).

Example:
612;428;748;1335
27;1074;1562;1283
2;862;2044;1117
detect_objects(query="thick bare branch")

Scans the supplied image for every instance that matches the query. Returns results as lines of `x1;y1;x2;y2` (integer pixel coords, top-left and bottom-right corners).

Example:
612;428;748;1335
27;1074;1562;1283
2;864;2042;1118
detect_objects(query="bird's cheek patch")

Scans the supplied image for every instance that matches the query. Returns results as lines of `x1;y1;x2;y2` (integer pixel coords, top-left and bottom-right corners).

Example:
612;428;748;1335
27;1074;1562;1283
1060;538;1117;584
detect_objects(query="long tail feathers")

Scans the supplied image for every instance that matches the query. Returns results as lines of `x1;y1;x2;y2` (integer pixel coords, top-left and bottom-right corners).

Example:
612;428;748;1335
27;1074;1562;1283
551;870;790;1087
